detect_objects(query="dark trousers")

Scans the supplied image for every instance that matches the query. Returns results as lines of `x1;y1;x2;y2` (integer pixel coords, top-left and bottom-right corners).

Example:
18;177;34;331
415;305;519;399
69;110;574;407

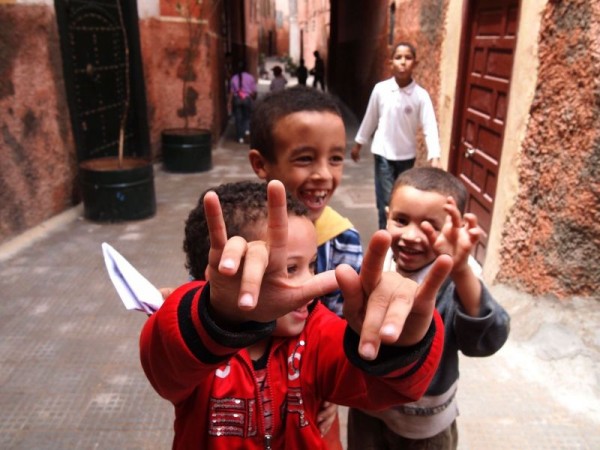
374;155;416;229
232;95;252;140
347;408;458;450
313;75;325;91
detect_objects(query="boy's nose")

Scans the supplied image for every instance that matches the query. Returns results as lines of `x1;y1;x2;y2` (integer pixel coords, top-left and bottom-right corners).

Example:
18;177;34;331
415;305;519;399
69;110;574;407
311;162;332;180
401;224;423;242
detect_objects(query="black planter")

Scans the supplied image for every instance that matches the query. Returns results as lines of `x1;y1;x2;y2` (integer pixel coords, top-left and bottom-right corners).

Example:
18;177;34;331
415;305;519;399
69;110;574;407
162;128;212;173
79;157;156;222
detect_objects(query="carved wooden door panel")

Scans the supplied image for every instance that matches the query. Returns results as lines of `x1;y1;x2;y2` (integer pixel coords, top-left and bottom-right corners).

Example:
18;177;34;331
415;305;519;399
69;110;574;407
450;0;520;264
55;0;150;162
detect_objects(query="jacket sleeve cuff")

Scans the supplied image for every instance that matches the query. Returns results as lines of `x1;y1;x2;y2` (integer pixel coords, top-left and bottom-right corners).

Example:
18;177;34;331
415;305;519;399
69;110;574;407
199;284;276;348
177;283;276;364
343;318;437;377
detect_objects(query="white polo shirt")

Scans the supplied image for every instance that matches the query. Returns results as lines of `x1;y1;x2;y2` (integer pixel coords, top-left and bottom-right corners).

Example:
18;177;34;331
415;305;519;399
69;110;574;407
355;78;441;162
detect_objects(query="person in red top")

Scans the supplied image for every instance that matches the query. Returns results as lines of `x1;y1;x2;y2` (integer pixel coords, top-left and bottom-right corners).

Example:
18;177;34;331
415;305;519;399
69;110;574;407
140;180;452;449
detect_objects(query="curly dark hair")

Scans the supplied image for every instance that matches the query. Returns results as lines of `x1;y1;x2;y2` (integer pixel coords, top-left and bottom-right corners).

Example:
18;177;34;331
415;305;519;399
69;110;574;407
184;180;308;280
249;85;343;162
392;168;467;213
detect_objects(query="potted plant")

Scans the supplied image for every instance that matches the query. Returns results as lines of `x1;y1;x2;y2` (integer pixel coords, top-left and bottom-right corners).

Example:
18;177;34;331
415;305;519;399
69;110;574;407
78;0;156;222
161;0;220;173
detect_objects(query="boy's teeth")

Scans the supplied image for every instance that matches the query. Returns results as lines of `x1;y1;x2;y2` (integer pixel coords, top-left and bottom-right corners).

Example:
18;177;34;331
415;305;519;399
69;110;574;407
307;190;327;199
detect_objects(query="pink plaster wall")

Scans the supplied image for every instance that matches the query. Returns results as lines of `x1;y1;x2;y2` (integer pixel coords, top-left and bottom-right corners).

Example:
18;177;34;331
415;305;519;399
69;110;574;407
0;5;77;244
139;18;221;156
139;0;227;156
497;1;600;298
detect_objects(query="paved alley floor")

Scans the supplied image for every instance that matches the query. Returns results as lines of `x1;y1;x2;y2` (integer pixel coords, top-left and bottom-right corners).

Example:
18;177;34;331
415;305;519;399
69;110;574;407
1;94;599;449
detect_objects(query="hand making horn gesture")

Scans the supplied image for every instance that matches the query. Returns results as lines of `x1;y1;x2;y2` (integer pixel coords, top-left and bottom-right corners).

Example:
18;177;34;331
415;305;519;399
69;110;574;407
204;180;338;325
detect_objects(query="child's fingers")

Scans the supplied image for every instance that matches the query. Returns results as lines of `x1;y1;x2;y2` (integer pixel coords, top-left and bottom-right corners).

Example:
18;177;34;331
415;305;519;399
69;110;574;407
266;180;289;270
296;270;339;308
159;287;175;300
415;254;453;308
463;213;482;244
376;274;418;344
238;242;269;309
420;220;437;246
337;264;365;327
359;230;391;294
359;272;420;357
463;213;478;229
317;402;338;436
468;227;483;245
218;236;248;275
443;198;462;228
205;191;228;266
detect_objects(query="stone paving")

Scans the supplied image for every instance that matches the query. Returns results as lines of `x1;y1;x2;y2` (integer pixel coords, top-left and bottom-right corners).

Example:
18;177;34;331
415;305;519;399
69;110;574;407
1;84;599;449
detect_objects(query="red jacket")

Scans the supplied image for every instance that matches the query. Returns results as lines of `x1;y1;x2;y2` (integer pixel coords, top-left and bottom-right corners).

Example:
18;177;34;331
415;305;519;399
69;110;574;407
140;281;443;449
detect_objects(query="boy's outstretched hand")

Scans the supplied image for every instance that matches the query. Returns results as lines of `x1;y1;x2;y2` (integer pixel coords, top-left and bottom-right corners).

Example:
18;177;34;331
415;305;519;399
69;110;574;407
420;197;482;274
337;231;453;361
205;180;338;325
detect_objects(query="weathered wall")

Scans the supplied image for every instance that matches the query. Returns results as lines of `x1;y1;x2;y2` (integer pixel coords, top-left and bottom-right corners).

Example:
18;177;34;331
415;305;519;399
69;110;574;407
298;0;330;78
329;0;389;116
0;4;77;245
497;1;600;298
139;0;227;156
139;18;222;155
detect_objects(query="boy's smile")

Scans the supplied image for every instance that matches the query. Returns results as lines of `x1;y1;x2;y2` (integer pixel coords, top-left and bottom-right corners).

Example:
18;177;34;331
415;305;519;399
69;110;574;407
387;185;447;272
250;111;346;222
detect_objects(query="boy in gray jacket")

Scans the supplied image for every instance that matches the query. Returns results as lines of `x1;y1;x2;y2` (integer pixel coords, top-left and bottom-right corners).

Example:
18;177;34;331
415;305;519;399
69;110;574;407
347;167;510;450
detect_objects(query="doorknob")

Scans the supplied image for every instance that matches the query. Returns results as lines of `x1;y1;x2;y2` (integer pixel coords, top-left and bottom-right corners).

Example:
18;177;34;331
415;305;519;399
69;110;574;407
464;147;476;158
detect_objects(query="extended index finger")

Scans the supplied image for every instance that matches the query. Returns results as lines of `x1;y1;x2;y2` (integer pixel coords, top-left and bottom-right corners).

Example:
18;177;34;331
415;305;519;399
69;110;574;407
360;230;392;294
204;191;228;266
266;180;289;270
415;254;453;305
443;197;462;228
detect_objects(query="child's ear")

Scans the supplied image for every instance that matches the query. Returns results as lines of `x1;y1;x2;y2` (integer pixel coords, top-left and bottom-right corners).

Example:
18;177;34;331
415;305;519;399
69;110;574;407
248;149;269;180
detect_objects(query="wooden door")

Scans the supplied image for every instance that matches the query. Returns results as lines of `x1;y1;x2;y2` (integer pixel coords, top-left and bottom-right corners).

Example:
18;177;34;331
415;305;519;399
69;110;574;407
450;0;520;264
55;0;150;162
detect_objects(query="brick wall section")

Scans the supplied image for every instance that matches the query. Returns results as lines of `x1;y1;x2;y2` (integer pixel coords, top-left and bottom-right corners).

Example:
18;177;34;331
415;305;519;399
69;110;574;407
497;0;600;297
0;5;77;244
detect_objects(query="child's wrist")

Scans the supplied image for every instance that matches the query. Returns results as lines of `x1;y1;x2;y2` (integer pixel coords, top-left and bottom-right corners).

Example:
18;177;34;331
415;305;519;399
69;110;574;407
450;263;472;279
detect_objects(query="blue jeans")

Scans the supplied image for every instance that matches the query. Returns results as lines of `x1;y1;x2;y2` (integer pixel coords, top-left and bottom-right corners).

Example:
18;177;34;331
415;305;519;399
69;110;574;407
232;95;252;140
374;155;415;229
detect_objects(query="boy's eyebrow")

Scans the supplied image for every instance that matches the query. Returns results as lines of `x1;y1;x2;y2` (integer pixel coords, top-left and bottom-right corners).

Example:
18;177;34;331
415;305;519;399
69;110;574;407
287;145;344;156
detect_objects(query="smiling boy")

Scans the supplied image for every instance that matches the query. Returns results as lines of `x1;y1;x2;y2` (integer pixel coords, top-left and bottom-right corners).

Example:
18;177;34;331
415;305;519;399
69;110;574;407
347;168;510;450
351;42;442;230
140;180;452;449
248;87;363;447
249;86;362;318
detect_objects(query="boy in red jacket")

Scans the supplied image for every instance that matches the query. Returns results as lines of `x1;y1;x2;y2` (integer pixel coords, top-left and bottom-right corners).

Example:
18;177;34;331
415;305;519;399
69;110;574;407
140;180;452;449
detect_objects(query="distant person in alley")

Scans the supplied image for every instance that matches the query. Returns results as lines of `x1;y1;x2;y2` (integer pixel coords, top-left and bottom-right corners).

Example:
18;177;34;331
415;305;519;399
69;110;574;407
229;61;257;144
311;50;326;90
296;58;308;86
347;167;510;450
269;65;287;92
351;42;441;229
